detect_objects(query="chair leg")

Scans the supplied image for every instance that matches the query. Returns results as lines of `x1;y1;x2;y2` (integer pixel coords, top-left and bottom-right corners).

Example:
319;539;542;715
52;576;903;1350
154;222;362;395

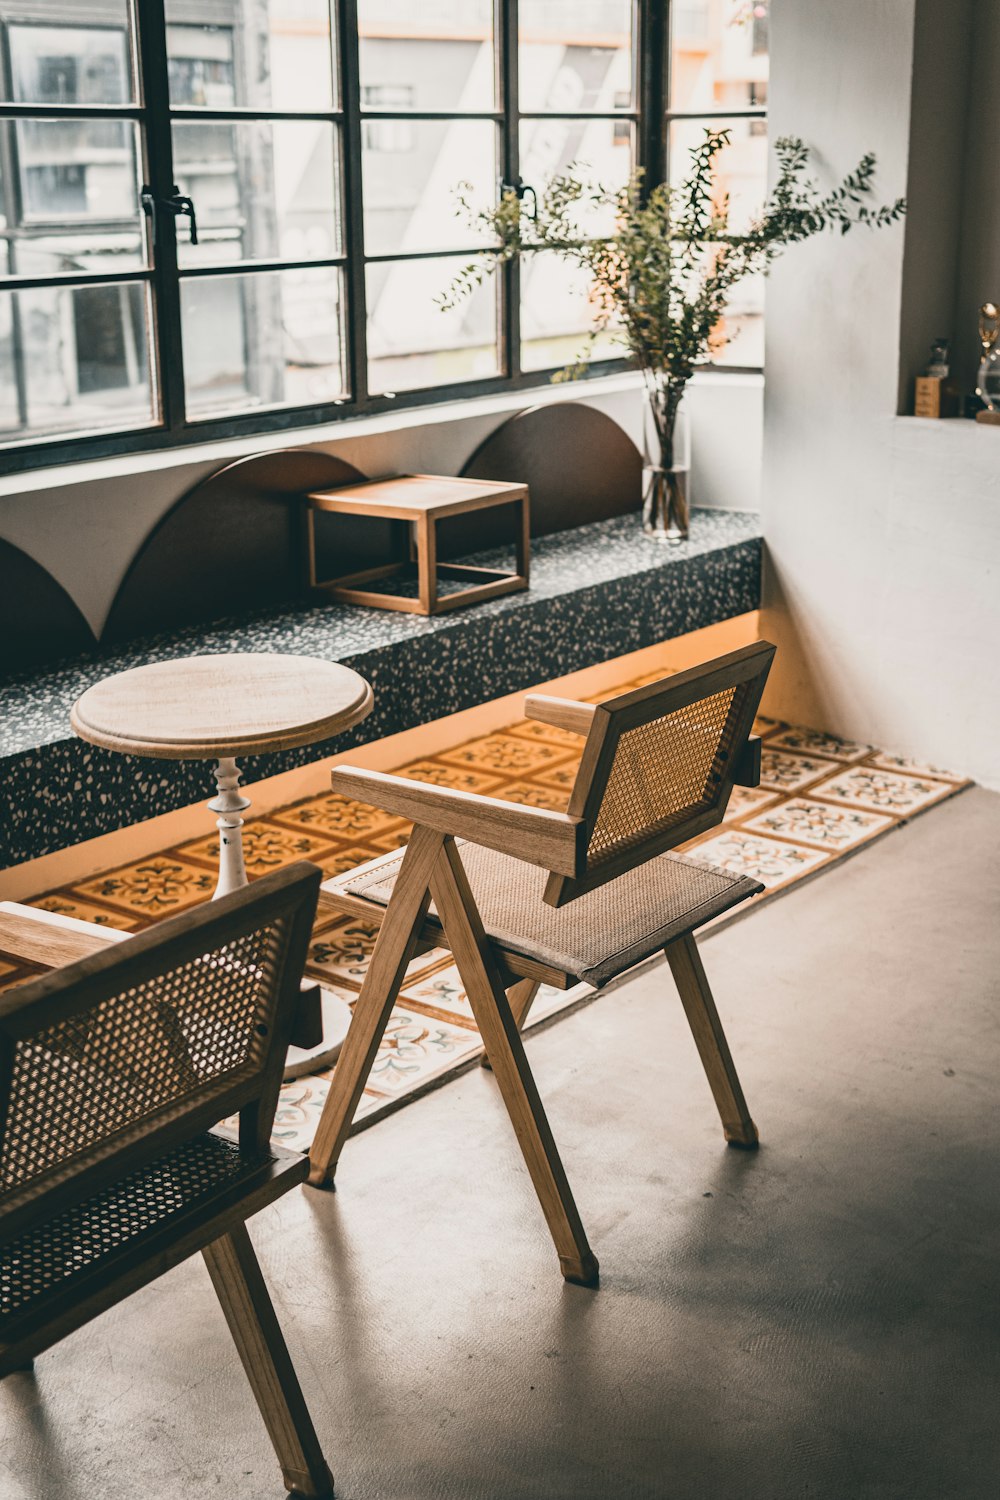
480;978;540;1069
203;1225;334;1499
430;840;599;1287
307;827;443;1188
664;932;759;1148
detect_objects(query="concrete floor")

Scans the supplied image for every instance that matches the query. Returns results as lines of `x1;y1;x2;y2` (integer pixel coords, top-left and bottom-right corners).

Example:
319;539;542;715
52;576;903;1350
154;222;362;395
2;785;998;1500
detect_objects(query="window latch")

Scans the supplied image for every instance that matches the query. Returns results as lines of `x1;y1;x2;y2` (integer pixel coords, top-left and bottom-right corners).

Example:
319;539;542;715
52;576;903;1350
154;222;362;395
499;178;537;221
141;186;199;246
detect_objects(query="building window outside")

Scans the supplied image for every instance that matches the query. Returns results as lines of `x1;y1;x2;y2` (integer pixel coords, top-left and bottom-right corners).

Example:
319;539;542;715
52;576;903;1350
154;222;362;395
667;0;769;367
0;0;767;471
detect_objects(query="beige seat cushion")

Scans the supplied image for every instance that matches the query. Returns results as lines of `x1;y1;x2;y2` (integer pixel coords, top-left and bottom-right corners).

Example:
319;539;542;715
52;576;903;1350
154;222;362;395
342;843;761;989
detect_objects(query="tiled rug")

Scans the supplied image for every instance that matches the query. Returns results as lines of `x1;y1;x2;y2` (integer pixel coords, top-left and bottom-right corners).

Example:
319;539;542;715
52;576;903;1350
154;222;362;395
3;673;970;1154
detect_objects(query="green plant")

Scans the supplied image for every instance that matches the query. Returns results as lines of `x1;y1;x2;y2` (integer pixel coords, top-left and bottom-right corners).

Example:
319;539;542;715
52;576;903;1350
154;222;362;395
442;130;905;466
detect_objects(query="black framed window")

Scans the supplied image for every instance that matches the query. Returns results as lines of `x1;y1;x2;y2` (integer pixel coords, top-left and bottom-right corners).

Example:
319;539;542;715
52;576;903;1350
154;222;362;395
0;0;767;474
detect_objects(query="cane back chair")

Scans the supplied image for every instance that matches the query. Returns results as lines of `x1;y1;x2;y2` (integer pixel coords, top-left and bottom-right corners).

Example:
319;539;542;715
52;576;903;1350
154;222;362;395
0;863;333;1500
309;642;776;1288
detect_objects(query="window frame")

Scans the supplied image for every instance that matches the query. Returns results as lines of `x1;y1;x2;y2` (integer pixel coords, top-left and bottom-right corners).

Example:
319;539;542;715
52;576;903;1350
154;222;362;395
0;0;765;477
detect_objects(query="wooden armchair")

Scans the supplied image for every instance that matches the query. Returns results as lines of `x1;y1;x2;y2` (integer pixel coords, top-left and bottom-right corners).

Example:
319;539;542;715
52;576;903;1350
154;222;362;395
0;864;334;1500
309;642;776;1288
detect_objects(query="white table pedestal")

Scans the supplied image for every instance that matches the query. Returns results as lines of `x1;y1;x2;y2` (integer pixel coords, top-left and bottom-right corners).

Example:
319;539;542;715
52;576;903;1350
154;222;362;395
207;757;352;1079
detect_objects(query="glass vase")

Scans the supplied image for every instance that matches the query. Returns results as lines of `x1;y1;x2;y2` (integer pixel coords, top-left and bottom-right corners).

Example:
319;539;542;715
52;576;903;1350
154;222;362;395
642;398;690;544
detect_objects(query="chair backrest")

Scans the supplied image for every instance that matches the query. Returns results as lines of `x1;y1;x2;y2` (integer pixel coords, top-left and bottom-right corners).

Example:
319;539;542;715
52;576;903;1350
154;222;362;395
0;864;319;1245
544;642;775;907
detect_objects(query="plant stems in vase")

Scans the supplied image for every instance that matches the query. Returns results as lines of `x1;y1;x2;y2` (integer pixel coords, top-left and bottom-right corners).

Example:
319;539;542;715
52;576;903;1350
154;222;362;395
643;392;690;543
442;132;904;540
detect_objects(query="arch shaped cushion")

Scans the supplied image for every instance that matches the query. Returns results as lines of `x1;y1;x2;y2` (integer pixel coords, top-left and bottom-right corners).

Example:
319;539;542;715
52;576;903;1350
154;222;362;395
455;401;642;553
0;540;97;674
102;449;368;645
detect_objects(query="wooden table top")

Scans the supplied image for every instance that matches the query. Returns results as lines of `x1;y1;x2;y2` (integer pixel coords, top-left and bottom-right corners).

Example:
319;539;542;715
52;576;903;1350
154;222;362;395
71;653;373;760
307;472;528;522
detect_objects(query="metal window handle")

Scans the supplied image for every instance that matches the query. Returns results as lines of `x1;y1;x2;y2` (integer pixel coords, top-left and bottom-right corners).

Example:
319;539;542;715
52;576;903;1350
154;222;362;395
141;186;199;245
500;178;537;221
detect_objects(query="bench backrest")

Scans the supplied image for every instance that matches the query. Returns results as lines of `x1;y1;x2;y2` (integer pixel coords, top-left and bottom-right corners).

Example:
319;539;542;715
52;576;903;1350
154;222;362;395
545;642;775;907
0;864;319;1245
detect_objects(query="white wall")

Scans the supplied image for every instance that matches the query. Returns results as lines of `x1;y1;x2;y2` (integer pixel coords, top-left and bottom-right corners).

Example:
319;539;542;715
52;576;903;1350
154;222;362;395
762;0;1000;787
0;372;762;638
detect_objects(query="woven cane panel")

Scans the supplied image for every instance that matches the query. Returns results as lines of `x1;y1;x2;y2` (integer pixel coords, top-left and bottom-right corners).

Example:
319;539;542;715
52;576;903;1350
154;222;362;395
0;1133;265;1322
0;921;290;1197
588;686;738;867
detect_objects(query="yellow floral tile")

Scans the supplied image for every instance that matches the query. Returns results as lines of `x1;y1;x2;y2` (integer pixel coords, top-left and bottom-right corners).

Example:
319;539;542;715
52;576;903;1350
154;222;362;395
437;732;576;777
504;718;587;750
316;843;384;879
368;827;411;853
29;893;143;931
304;917;450;992
394;759;505;794
75;856;216;917
497;780;571;811
753;716;786;738
270;792;408;843
181;819;338;875
0;960;45;993
529;761;582;795
742;797;893;851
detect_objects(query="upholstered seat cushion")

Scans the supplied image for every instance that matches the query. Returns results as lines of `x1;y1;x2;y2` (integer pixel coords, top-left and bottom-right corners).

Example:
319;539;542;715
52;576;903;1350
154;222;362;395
342;843;762;989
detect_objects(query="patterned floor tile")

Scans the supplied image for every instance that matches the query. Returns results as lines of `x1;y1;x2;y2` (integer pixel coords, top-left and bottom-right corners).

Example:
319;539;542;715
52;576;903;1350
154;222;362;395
304;917;450;992
28;893;143;930
271;792;408;843
0;960;45;993
691;830;828;889
181;819;338;875
505;718;588;750
753;715;787;738
808;767;958;816
766;726;874;762
496;780;571;811
367;1007;482;1093
866;751;966;783
437;732;576;777
742;797;893;851
529;761;582;796
316;843;384;879
721;786;781;823
75;856;216;917
393;759;505;794
759;750;834;793
400;964;476;1028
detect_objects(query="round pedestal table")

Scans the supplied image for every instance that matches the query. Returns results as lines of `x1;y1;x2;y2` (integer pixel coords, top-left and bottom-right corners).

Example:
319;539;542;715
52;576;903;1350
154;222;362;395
71;653;373;1080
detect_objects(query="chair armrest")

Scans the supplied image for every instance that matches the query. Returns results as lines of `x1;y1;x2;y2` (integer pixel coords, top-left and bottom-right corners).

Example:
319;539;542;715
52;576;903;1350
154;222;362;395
0;902;126;971
523;694;596;737
329;766;584;876
733;735;762;788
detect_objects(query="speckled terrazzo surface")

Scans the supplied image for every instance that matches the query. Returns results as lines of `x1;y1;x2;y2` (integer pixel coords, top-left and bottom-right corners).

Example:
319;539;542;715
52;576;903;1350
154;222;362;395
0;509;762;866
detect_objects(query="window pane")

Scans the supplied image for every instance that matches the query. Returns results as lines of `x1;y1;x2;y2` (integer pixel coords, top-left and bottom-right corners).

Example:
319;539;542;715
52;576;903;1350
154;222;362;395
181;267;345;418
173;120;342;268
166;2;336;112
708;264;764;368
668;115;767;234
519;1;633;113
519;117;633;237
0;280;155;441
669;0;769;113
0;118;146;277
363;119;496;257
4;12;135;105
358;2;495;112
367;254;497;393
520;251;621;373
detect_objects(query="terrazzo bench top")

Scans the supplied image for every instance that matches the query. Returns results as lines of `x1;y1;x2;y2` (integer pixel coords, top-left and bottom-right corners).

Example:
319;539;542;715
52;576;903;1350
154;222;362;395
0;509;762;868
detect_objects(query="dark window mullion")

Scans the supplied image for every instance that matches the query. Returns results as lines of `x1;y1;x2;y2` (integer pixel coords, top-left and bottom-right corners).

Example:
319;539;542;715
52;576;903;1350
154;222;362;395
501;0;520;382
339;0;368;408
135;0;186;432
638;0;667;192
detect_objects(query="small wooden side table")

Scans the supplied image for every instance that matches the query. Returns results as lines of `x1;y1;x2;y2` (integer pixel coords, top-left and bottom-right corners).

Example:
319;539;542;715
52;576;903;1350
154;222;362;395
306;473;529;615
71;653;373;1080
